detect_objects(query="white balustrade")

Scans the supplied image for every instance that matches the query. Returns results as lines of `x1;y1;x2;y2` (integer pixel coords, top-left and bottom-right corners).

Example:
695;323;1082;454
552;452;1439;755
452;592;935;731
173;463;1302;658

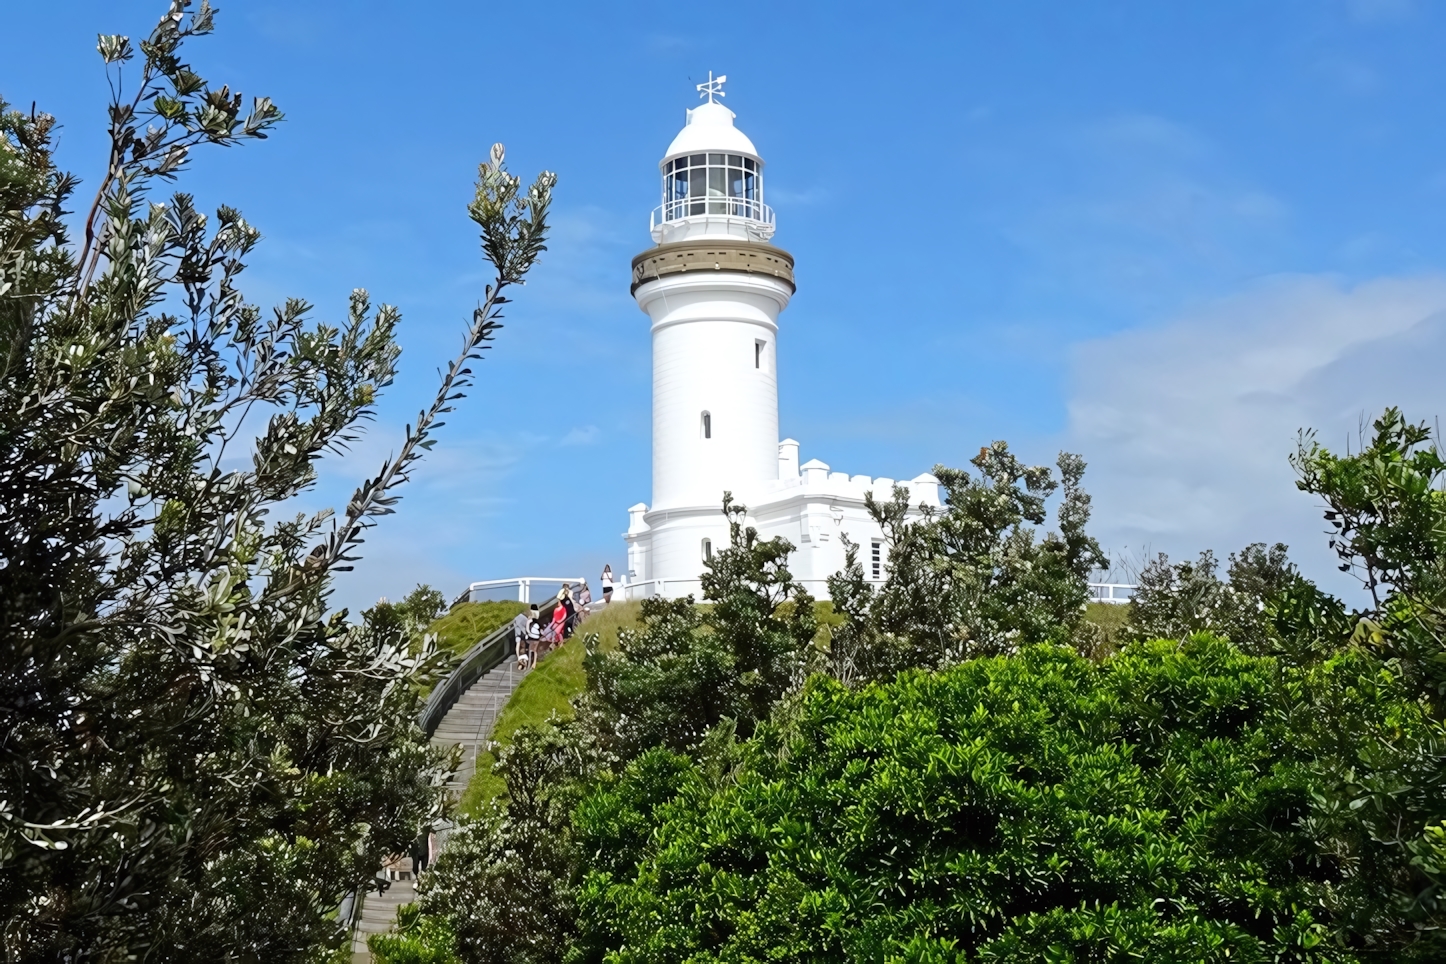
650;198;775;232
465;577;588;604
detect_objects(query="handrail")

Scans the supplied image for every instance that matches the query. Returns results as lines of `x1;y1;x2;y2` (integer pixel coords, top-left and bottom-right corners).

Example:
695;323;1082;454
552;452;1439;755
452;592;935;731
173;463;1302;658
1088;582;1137;604
622;576;1139;605
418;592;560;736
464;576;587;604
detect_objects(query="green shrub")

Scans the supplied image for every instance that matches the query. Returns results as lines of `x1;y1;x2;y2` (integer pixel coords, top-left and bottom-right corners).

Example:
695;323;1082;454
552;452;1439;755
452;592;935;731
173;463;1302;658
367;909;460;964
572;637;1348;962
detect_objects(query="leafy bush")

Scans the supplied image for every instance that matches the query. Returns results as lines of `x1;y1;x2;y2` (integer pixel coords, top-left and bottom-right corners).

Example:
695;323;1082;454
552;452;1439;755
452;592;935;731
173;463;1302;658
826;443;1106;684
416;726;587;964
1286;408;1446;960
575;494;817;761
369;906;461;964
0;4;553;958
1123;542;1332;654
572;637;1346;963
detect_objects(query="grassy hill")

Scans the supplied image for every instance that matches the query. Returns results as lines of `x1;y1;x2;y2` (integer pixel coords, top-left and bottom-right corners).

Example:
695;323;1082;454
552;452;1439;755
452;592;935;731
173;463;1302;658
457;600;643;816
423;599;528;660
1083;600;1130;650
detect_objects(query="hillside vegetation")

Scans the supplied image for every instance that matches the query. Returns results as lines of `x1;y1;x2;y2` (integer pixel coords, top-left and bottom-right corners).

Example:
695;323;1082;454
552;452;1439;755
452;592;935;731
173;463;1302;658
423;600;528;660
457;601;643;815
454;597;1128;815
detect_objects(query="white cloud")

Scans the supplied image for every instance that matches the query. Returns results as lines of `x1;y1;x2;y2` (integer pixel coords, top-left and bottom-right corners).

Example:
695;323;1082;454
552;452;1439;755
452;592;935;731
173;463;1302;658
1066;273;1446;597
764;184;830;207
560;425;601;446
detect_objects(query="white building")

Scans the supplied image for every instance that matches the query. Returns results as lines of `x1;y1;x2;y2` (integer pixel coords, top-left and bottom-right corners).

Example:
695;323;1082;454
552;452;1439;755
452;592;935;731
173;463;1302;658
622;76;941;600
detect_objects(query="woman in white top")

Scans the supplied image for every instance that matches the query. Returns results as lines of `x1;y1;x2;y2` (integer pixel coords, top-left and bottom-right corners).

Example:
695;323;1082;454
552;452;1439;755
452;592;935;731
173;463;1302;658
601;564;614;604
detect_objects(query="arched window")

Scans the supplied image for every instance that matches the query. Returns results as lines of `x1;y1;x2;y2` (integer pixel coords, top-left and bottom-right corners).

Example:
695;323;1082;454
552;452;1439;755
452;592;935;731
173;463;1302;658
702;538;713;562
701;411;712;439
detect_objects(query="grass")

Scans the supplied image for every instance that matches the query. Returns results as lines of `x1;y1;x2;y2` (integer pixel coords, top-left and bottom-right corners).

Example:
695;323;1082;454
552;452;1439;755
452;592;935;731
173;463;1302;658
456;600;643;816
423;599;528;660
452;598;1132;814
1082;601;1131;650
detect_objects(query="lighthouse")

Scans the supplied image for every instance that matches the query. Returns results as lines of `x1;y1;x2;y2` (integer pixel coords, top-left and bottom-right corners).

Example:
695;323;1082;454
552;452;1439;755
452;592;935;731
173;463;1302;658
623;76;941;599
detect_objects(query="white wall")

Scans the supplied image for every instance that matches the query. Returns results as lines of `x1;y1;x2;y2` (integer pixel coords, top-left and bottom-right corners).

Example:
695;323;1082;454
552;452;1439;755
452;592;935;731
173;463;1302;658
638;272;791;510
623;465;942;599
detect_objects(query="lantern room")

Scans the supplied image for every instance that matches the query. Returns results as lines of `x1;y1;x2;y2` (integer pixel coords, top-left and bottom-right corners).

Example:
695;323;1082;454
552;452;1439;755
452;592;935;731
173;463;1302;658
649;76;776;243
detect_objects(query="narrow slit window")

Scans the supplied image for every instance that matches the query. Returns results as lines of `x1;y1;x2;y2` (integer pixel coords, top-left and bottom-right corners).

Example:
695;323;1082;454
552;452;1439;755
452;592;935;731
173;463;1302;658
701;411;712;439
702;538;713;562
755;339;764;369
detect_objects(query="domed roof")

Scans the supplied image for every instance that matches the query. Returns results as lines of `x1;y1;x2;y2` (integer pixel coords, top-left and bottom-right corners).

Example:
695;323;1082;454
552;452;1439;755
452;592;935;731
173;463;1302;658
663;100;759;160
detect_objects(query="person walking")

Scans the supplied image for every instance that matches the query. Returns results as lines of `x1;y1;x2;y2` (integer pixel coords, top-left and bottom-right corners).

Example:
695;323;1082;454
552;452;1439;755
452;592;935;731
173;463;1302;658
601;564;614;604
577;582;592;617
561;585;577;639
409;831;429;878
512;609;531;670
550;599;567;651
527;614;543;666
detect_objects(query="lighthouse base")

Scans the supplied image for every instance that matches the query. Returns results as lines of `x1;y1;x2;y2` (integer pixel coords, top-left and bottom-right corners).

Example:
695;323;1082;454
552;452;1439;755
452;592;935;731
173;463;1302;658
622;444;940;601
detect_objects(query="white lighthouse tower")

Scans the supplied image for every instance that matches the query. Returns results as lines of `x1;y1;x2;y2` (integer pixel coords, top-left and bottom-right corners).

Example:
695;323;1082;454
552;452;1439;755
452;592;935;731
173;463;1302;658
623;76;941;599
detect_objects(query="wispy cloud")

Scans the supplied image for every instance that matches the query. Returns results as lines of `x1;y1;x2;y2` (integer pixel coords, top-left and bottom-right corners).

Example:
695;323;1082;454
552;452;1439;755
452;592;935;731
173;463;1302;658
767;184;831;206
1065;273;1446;598
1315;56;1383;95
646;34;692;52
995;113;1290;318
560;425;601;446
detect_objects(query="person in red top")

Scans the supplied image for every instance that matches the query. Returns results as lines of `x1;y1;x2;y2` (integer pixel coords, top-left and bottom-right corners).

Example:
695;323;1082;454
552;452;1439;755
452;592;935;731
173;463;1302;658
549;601;567;655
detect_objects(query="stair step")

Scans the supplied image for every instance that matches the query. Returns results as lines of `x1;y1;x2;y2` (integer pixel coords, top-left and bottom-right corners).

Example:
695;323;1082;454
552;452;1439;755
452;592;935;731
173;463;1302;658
349;639;538;959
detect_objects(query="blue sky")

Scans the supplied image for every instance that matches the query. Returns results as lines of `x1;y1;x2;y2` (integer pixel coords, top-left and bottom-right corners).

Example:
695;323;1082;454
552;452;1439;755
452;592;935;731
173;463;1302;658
7;0;1446;610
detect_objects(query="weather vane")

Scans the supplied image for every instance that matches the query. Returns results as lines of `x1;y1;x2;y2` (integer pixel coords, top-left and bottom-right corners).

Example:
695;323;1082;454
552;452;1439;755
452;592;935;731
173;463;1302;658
696;71;727;104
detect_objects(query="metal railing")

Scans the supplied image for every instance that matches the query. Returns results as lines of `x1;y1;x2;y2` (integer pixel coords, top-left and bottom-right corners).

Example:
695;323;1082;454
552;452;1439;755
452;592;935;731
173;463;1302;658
464;576;586;604
1088;583;1137;604
418;617;517;736
419;590;572;736
621;576;884;601
651;197;775;230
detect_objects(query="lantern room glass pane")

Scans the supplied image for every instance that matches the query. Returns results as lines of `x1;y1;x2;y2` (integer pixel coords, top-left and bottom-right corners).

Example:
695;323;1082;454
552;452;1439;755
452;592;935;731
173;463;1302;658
727;168;743;198
660;154;765;222
707;168;725;212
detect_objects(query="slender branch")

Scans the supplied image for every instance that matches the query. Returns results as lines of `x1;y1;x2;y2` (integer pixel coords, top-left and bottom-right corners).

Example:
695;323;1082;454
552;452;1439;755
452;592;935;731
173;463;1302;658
322;282;509;571
76;63;157;297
